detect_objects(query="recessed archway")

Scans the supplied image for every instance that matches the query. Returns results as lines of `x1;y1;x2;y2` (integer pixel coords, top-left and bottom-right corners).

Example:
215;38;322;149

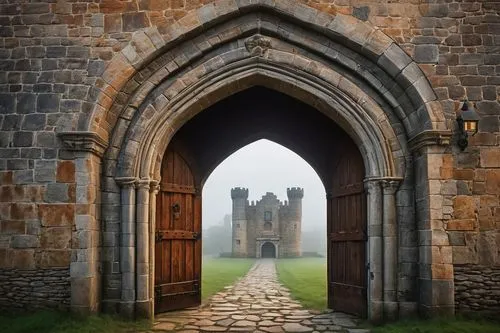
261;243;277;259
153;86;368;317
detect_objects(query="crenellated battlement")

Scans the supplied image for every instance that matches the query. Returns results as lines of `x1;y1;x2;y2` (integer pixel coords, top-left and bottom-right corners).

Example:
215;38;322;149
287;187;304;199
231;187;249;199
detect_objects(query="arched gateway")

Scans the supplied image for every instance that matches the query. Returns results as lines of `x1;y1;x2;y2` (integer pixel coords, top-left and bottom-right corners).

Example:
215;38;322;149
261;242;276;259
60;0;453;322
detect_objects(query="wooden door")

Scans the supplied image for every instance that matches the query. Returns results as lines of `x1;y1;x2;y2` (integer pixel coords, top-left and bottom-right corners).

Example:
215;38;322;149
155;148;201;313
327;145;367;317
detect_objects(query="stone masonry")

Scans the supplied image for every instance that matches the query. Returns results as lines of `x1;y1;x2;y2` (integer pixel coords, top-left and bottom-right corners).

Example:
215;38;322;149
231;188;303;258
0;0;498;321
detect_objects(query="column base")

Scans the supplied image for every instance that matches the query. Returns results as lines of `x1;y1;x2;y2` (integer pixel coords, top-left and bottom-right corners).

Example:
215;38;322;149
383;301;399;321
419;304;455;318
119;301;135;318
135;299;153;320
399;301;418;318
368;300;383;323
101;299;120;315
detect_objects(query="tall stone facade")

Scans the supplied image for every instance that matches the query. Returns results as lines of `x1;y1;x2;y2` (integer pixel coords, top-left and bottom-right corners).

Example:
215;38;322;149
0;0;498;321
231;187;303;258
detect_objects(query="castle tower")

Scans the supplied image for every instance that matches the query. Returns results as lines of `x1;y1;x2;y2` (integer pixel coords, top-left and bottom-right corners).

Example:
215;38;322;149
286;187;304;257
231;187;249;257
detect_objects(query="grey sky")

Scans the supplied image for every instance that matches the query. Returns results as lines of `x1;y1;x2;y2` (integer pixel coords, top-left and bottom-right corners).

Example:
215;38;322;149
202;139;326;231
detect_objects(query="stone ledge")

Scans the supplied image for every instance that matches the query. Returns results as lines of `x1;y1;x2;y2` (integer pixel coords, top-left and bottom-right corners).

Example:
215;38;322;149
408;130;452;152
58;131;108;157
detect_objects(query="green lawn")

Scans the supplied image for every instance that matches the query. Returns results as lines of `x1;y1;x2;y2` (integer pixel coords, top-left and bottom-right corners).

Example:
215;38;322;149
275;257;327;310
0;311;149;333
202;257;255;300
372;317;500;333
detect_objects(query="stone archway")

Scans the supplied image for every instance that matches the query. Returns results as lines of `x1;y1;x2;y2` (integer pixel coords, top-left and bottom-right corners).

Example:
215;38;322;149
261;243;277;259
59;0;454;322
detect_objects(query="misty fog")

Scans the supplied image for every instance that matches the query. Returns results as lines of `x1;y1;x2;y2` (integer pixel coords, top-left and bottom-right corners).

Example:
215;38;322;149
202;139;327;255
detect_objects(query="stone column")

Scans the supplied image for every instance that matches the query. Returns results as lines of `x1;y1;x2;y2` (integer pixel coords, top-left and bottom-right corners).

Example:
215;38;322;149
364;179;383;322
382;179;400;320
149;180;160;318
116;177;137;317
135;178;151;318
58;132;107;315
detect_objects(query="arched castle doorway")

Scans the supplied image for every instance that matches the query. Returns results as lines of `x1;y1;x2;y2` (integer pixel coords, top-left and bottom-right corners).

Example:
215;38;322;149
261;242;276;259
62;0;453;323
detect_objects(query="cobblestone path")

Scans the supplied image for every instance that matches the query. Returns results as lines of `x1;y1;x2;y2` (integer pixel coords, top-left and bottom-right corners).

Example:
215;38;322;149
152;259;369;333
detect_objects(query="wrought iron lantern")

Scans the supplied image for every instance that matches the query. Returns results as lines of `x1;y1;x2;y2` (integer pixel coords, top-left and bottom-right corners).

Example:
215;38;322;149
456;100;480;151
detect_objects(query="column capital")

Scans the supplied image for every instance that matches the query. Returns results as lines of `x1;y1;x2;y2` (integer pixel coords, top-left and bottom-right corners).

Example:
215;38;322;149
115;177;138;188
364;179;381;194
136;178;151;190
58;131;108;158
149;180;160;194
381;179;401;195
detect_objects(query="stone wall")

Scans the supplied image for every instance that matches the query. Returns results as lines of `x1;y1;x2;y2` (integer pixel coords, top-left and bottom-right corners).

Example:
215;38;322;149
0;267;70;312
454;265;500;314
0;0;498;316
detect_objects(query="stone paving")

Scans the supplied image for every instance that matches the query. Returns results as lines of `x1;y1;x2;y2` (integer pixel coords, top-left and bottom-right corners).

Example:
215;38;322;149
151;259;369;333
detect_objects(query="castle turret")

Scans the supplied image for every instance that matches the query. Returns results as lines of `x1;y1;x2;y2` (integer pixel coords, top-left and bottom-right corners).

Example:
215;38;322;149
231;187;249;257
286;187;304;257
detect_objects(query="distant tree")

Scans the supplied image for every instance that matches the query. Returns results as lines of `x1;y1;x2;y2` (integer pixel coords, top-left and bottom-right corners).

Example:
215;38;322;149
203;214;232;255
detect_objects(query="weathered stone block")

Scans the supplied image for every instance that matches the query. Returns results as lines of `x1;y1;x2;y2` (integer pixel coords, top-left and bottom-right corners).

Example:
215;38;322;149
1;220;25;234
57;161;75;183
413;45;439;63
36;249;71;267
13;131;33;147
40;227;71;249
45;183;70;203
453;196;476;219
485;170;500;195
122;12;149;32
37;94;60;113
11;249;35;269
448;232;465;246
0;93;15;114
480;149;500;168
11;234;39;248
446;219;475;231
39;204;75;226
11;202;36;219
22;114;46;131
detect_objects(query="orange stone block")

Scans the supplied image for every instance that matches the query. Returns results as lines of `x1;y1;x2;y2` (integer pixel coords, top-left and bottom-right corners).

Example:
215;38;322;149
1;220;25;234
1;171;13;185
485;170;500;195
38;204;75;227
453;196;476;219
11;249;35;270
10;203;37;220
431;264;454;280
0;186;12;202
0;249;11;268
36;250;71;268
40;227;72;249
57;161;75;183
480;149;500;168
446;219;475;231
440;167;453;179
453;169;474;180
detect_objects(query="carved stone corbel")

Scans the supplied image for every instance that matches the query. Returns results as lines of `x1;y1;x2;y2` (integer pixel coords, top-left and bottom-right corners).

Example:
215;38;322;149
245;34;272;56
